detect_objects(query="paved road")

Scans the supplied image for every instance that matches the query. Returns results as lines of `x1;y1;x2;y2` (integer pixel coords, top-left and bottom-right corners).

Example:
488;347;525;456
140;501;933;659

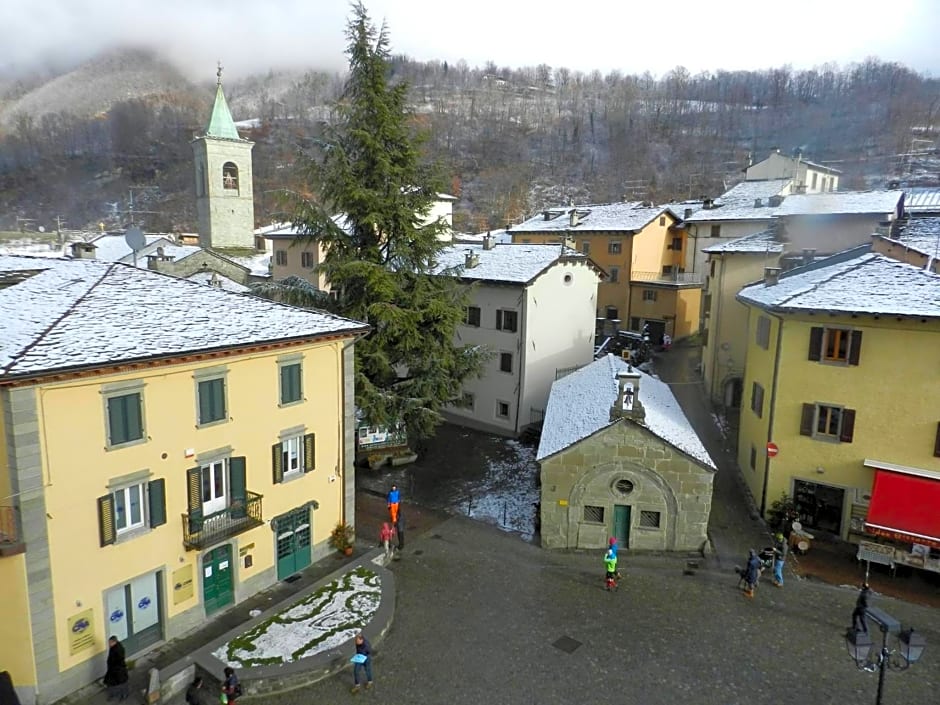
260;515;939;705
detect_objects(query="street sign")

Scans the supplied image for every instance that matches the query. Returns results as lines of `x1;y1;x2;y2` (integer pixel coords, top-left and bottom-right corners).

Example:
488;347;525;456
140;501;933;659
766;442;779;458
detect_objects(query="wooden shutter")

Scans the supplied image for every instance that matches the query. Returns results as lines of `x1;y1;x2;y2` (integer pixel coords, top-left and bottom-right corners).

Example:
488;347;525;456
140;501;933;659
98;495;116;547
148;478;166;528
848;330;863;366
934;422;940;458
496;310;503;330
807;327;823;361
186;466;203;533
272;443;284;484
303;433;316;472
840;409;856;443
799;404;815;436
229;457;247;518
197;382;211;424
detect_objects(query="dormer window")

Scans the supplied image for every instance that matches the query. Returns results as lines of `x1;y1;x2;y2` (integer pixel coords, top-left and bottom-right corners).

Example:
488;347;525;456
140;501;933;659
222;162;239;191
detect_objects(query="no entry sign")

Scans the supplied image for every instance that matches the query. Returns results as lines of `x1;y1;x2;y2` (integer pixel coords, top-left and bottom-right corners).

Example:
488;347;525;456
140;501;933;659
766;442;779;458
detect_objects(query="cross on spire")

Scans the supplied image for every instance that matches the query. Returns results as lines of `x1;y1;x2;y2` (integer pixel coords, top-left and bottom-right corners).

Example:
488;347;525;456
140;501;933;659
216;61;224;86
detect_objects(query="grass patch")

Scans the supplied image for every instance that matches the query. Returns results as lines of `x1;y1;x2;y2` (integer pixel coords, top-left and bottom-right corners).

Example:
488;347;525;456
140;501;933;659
213;567;380;668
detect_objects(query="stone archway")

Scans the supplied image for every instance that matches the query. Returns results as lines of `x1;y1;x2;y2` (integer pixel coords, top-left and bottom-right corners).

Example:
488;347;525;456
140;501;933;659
566;459;681;550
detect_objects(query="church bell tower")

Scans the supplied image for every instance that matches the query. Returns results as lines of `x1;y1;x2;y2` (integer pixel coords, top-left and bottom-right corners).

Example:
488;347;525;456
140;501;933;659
192;64;256;250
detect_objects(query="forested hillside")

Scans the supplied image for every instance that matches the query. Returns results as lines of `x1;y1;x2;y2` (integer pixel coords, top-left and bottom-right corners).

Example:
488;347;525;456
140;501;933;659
0;49;937;233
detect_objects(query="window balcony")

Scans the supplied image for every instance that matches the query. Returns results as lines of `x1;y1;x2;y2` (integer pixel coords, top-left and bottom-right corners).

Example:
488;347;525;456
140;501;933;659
632;271;704;284
181;492;264;550
0;506;25;557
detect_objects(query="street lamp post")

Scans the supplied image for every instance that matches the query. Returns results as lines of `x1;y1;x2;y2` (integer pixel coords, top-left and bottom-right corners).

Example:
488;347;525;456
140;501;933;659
844;606;927;705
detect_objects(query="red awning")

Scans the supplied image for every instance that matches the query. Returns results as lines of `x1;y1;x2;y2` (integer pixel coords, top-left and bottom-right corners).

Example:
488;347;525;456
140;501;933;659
865;467;940;549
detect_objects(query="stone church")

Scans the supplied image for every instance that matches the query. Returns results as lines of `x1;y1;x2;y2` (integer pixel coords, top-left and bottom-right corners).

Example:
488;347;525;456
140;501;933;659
538;354;715;552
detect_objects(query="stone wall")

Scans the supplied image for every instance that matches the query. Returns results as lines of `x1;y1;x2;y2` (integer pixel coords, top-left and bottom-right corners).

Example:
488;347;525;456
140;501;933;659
147;250;251;286
540;420;713;551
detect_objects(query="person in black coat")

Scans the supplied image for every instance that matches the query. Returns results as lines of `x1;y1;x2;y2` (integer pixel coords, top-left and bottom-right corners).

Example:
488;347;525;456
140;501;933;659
103;636;129;701
394;511;405;551
852;583;871;633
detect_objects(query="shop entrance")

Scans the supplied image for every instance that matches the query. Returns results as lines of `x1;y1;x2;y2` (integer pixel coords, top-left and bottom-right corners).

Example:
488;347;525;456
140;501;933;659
793;479;845;535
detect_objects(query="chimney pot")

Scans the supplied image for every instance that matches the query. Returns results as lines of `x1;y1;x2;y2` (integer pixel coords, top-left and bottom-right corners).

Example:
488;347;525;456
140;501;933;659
464;250;480;268
763;266;782;286
754;198;763;208
483;233;496;250
543;211;551;221
684;208;693;219
801;248;816;265
569;209;579;228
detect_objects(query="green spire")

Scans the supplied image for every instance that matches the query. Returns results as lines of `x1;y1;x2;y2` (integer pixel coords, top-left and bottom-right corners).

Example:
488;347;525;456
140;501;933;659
204;64;241;140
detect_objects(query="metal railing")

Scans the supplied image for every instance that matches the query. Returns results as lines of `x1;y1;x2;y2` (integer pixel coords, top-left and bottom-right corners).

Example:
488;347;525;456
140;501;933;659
182;492;264;550
632;271;704;284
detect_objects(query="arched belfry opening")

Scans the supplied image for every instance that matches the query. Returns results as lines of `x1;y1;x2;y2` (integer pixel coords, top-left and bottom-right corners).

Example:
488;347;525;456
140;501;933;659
222;162;239;191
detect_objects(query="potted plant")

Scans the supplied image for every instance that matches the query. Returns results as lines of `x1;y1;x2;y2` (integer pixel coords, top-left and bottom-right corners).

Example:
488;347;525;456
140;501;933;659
329;522;355;556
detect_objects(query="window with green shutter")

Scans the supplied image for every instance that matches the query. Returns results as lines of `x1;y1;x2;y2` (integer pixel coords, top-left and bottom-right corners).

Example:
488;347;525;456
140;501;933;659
197;378;227;425
280;363;302;405
106;392;144;446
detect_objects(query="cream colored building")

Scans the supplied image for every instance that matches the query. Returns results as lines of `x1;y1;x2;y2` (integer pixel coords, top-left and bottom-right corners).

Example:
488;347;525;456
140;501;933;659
745;150;841;193
538;355;715;551
0;254;367;705
436;239;603;435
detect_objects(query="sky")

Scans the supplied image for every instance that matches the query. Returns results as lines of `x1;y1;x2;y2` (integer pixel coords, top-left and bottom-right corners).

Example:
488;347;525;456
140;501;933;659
3;0;939;80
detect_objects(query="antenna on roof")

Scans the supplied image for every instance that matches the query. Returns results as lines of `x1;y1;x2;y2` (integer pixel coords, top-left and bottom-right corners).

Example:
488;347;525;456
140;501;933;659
125;226;146;269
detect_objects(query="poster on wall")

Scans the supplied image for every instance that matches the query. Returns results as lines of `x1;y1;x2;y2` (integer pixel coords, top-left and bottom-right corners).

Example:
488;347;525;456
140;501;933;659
67;608;96;655
172;565;194;605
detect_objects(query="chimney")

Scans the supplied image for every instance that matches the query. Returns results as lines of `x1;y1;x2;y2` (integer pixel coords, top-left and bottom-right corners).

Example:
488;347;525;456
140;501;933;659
763;267;782;286
684;208;693;220
569;209;579;227
209;272;222;288
703;198;715;210
464;249;480;268
542;211;551;221
610;367;646;423
483;233;496;250
768;195;785;207
754;198;763;208
69;242;97;259
801;248;816;266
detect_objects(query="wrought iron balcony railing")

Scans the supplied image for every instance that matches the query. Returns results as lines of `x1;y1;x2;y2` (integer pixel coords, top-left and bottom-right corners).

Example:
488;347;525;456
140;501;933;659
632;271;704;284
181;492;264;550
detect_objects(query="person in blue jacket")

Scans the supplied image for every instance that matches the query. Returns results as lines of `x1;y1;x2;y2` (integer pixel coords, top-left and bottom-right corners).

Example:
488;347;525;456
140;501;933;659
387;484;401;524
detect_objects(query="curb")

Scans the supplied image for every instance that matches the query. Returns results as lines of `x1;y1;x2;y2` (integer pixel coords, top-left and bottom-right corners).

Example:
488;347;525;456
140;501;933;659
158;548;395;700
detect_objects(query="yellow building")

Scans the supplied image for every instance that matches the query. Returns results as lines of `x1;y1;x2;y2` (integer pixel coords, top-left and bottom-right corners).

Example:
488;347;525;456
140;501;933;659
510;203;701;343
0;255;367;705
735;247;940;558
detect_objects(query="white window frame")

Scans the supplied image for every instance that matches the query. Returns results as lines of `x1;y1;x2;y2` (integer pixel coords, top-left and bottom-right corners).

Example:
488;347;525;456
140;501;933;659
201;459;228;517
114;483;146;535
281;434;304;478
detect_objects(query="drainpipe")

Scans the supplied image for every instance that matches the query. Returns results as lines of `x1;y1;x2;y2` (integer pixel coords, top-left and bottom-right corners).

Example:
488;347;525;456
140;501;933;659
760;311;785;517
709;255;725;398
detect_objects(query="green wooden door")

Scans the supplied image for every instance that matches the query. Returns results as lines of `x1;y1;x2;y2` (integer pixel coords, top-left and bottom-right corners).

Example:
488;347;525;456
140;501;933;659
276;507;312;580
614;505;631;548
203;544;234;614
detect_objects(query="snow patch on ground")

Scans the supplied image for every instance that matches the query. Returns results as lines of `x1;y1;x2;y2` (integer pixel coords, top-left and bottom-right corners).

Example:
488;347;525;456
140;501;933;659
462;440;539;540
212;567;380;668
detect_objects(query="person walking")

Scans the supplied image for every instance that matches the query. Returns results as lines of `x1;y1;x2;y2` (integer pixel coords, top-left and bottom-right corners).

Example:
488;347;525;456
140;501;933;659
379;521;394;560
350;633;373;694
394;511;405;551
103;636;129;701
387;484;401;525
185;677;204;705
772;532;788;587
604;547;618;591
743;548;761;598
851;583;871;633
221;667;241;705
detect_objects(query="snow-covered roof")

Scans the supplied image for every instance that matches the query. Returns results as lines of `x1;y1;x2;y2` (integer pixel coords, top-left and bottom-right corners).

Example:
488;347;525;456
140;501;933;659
890;217;940;258
537;354;715;468
702;229;784;254
660;200;705;221
906;188;940;215
0;255;367;379
89;233;174;262
799;158;842;174
454;229;513;245
433;243;592;284
186;270;251;293
773;190;904;217
513;202;666;233
228;251;271;277
684;180;791;222
737;251;940;317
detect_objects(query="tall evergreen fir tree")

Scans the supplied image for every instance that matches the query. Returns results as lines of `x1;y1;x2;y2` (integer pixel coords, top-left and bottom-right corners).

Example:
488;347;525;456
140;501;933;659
282;2;486;439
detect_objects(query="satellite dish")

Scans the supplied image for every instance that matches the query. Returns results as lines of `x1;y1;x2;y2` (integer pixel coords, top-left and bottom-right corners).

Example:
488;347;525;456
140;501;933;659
38;226;46;233
125;226;146;251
